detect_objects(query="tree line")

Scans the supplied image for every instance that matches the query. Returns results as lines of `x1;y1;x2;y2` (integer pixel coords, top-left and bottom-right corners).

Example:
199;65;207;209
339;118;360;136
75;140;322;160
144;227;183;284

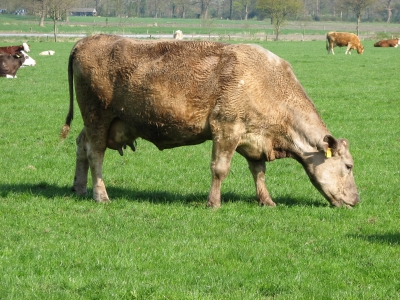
2;0;399;22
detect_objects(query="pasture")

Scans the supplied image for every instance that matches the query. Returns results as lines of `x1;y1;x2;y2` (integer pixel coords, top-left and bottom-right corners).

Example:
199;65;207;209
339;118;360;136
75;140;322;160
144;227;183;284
0;37;399;299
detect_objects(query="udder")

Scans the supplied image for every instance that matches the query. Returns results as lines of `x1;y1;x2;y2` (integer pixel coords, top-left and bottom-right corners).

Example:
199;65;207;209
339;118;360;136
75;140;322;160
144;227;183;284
107;118;136;156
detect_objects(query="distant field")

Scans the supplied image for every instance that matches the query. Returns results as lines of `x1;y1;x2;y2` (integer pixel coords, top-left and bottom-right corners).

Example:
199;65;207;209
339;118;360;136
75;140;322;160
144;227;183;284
1;14;400;41
0;38;399;299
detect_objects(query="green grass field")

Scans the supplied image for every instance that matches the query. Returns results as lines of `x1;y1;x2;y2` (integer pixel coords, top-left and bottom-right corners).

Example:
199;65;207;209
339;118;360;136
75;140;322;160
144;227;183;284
0;35;399;299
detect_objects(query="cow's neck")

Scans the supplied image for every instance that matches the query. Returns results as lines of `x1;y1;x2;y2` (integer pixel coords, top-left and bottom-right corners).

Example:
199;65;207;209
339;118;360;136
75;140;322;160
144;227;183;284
272;107;330;161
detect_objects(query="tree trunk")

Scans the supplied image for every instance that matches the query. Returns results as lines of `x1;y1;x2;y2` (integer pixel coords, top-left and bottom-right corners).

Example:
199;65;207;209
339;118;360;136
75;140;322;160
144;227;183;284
356;15;360;36
201;5;209;19
39;14;45;26
136;0;140;17
386;7;392;23
53;19;57;42
275;28;280;41
244;4;248;20
274;21;281;40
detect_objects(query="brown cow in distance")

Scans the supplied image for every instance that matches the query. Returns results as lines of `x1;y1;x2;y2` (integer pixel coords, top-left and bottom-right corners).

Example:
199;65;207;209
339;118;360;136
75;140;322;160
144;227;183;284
326;32;364;54
374;38;400;47
61;34;360;208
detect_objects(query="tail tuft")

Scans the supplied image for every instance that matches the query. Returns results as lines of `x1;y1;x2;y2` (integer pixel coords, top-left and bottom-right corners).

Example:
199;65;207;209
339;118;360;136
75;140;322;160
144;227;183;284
60;124;71;139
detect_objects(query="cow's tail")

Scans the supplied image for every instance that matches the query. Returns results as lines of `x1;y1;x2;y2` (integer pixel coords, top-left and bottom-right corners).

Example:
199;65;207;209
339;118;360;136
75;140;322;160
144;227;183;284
326;34;329;51
60;50;75;139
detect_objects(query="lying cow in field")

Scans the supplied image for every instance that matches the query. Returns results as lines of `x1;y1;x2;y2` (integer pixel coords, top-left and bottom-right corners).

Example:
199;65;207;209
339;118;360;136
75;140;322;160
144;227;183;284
374;38;400;47
39;50;55;56
0;42;30;55
173;30;183;40
0;53;25;78
326;32;364;54
61;34;360;208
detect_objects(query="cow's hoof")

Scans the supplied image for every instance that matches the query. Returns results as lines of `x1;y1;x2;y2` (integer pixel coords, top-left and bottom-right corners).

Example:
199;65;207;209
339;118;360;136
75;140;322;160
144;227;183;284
71;186;87;196
206;201;221;208
259;199;276;207
93;192;110;203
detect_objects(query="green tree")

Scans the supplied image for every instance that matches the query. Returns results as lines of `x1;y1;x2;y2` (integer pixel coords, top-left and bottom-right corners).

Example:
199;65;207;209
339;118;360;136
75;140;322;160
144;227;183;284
340;0;376;35
47;0;75;41
257;0;303;40
233;0;253;20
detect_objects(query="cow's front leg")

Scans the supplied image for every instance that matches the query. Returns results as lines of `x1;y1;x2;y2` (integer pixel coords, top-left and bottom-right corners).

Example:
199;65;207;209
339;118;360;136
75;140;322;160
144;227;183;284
72;128;89;196
207;131;240;208
207;155;233;208
247;159;276;206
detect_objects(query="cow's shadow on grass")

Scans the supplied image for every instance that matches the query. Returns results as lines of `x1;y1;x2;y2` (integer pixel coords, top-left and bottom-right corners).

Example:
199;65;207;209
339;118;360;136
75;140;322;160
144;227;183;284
347;233;400;245
0;182;327;207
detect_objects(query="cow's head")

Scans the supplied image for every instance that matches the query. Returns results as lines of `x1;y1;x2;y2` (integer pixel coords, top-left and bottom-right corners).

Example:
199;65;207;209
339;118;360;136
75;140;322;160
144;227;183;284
20;50;36;66
305;135;360;207
357;45;364;54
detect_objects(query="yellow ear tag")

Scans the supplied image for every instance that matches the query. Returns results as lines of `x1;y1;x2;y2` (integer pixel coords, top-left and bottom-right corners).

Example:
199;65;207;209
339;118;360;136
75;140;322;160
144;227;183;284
326;148;332;158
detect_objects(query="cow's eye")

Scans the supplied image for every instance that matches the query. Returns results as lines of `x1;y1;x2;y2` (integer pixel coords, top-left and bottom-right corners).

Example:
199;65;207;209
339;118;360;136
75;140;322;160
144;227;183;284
345;164;353;172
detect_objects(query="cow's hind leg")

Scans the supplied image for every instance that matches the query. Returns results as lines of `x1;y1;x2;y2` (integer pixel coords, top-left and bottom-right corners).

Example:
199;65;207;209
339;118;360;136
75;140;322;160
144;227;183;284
83;124;110;202
72;128;89;196
75;124;111;202
72;127;109;202
246;159;276;206
87;142;109;202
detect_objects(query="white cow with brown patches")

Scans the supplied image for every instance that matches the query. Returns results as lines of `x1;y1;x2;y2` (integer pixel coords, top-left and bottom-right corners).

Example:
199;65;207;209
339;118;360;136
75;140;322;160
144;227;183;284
61;34;360;208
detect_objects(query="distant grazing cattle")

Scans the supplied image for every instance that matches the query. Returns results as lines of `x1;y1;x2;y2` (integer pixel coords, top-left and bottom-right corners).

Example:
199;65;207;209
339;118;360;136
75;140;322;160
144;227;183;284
374;38;400;47
0;53;25;78
61;34;360;208
39;50;55;56
173;30;183;40
20;50;36;66
326;32;364;54
0;43;30;55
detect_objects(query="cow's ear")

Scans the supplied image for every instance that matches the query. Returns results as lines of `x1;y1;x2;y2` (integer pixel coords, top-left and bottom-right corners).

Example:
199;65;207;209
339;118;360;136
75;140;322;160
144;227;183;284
322;135;338;158
336;138;349;155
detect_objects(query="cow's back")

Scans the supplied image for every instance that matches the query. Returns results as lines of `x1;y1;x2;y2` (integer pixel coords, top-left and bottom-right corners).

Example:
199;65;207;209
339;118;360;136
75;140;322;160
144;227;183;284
72;36;231;146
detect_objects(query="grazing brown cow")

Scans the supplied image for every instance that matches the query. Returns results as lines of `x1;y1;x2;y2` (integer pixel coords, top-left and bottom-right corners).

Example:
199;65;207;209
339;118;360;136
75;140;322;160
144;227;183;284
326;32;364;54
0;43;30;55
0;53;25;78
61;34;360;208
374;38;400;47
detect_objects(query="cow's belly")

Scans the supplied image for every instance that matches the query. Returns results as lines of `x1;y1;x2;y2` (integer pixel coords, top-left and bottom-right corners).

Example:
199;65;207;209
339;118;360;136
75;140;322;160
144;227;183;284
132;118;212;150
111;99;213;150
